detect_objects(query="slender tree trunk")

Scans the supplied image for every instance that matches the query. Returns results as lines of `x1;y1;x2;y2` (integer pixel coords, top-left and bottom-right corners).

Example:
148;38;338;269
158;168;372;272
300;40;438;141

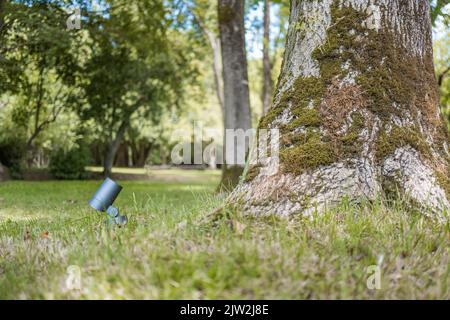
201;23;225;117
185;1;225;115
438;66;450;87
210;34;225;116
262;0;273;115
26;63;45;158
114;143;129;167
232;0;450;220
217;0;252;190
104;120;128;177
133;141;152;167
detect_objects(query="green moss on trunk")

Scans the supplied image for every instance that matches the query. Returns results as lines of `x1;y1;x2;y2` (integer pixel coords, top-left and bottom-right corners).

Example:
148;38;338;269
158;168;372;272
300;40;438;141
280;137;336;175
375;126;431;161
435;172;450;200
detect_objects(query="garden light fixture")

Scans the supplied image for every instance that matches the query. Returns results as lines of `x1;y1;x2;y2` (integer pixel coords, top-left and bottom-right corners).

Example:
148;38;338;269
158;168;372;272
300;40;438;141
88;177;128;226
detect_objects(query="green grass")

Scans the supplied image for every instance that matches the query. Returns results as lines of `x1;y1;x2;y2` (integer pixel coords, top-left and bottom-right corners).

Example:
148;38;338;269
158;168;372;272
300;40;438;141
0;170;449;299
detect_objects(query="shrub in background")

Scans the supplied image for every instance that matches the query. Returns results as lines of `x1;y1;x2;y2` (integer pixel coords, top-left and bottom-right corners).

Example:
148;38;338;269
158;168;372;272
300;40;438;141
49;143;91;179
0;135;26;179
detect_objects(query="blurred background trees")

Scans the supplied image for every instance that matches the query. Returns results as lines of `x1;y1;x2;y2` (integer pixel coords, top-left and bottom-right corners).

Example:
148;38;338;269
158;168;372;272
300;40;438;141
1;1;84;160
0;0;448;185
80;0;198;176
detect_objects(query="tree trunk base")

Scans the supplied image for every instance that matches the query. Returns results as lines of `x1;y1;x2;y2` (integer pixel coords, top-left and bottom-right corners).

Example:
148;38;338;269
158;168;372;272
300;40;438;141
229;0;450;222
231;147;449;222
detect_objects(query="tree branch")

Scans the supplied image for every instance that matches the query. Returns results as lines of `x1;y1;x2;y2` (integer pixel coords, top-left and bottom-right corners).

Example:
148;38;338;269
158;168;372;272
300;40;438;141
438;65;450;87
181;0;225;116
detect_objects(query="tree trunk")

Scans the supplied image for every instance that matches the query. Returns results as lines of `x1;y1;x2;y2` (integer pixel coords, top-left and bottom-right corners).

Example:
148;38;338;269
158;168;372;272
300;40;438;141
104;121;128;177
232;0;450;220
438;66;450;87
114;143;129;167
262;0;273;115
132;140;152;167
217;0;252;190
210;34;225;117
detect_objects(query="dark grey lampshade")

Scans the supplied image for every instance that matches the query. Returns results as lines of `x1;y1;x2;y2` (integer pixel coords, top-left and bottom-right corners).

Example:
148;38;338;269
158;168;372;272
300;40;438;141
88;177;123;212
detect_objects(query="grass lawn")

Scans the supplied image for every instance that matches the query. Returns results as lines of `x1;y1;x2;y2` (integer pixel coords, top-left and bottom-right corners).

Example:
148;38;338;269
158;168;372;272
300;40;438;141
0;169;449;299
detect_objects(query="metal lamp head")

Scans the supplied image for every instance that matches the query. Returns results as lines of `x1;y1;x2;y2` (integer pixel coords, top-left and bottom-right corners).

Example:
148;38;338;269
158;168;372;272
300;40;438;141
89;177;122;212
89;178;127;226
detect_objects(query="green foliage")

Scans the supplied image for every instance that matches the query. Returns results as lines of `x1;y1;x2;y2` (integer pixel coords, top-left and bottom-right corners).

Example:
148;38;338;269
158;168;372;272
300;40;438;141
434;27;450;123
0;134;26;178
82;1;196;122
79;1;199;173
0;102;27;178
49;143;91;180
430;0;450;26
0;1;84;150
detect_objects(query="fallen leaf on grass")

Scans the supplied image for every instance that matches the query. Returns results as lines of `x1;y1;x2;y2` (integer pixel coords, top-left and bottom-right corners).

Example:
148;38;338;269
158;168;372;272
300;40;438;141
40;231;49;239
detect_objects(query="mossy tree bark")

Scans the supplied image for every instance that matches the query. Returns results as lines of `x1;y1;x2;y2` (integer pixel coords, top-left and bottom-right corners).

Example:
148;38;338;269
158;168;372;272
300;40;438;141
217;0;252;191
232;0;450;220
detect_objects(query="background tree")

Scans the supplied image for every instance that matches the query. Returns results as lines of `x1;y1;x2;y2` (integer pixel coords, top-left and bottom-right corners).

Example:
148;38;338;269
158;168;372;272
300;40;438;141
181;0;225;117
259;0;289;115
261;0;273;115
232;0;450;219
434;21;450;125
0;0;83;160
245;0;289;120
81;1;196;176
217;0;252;190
